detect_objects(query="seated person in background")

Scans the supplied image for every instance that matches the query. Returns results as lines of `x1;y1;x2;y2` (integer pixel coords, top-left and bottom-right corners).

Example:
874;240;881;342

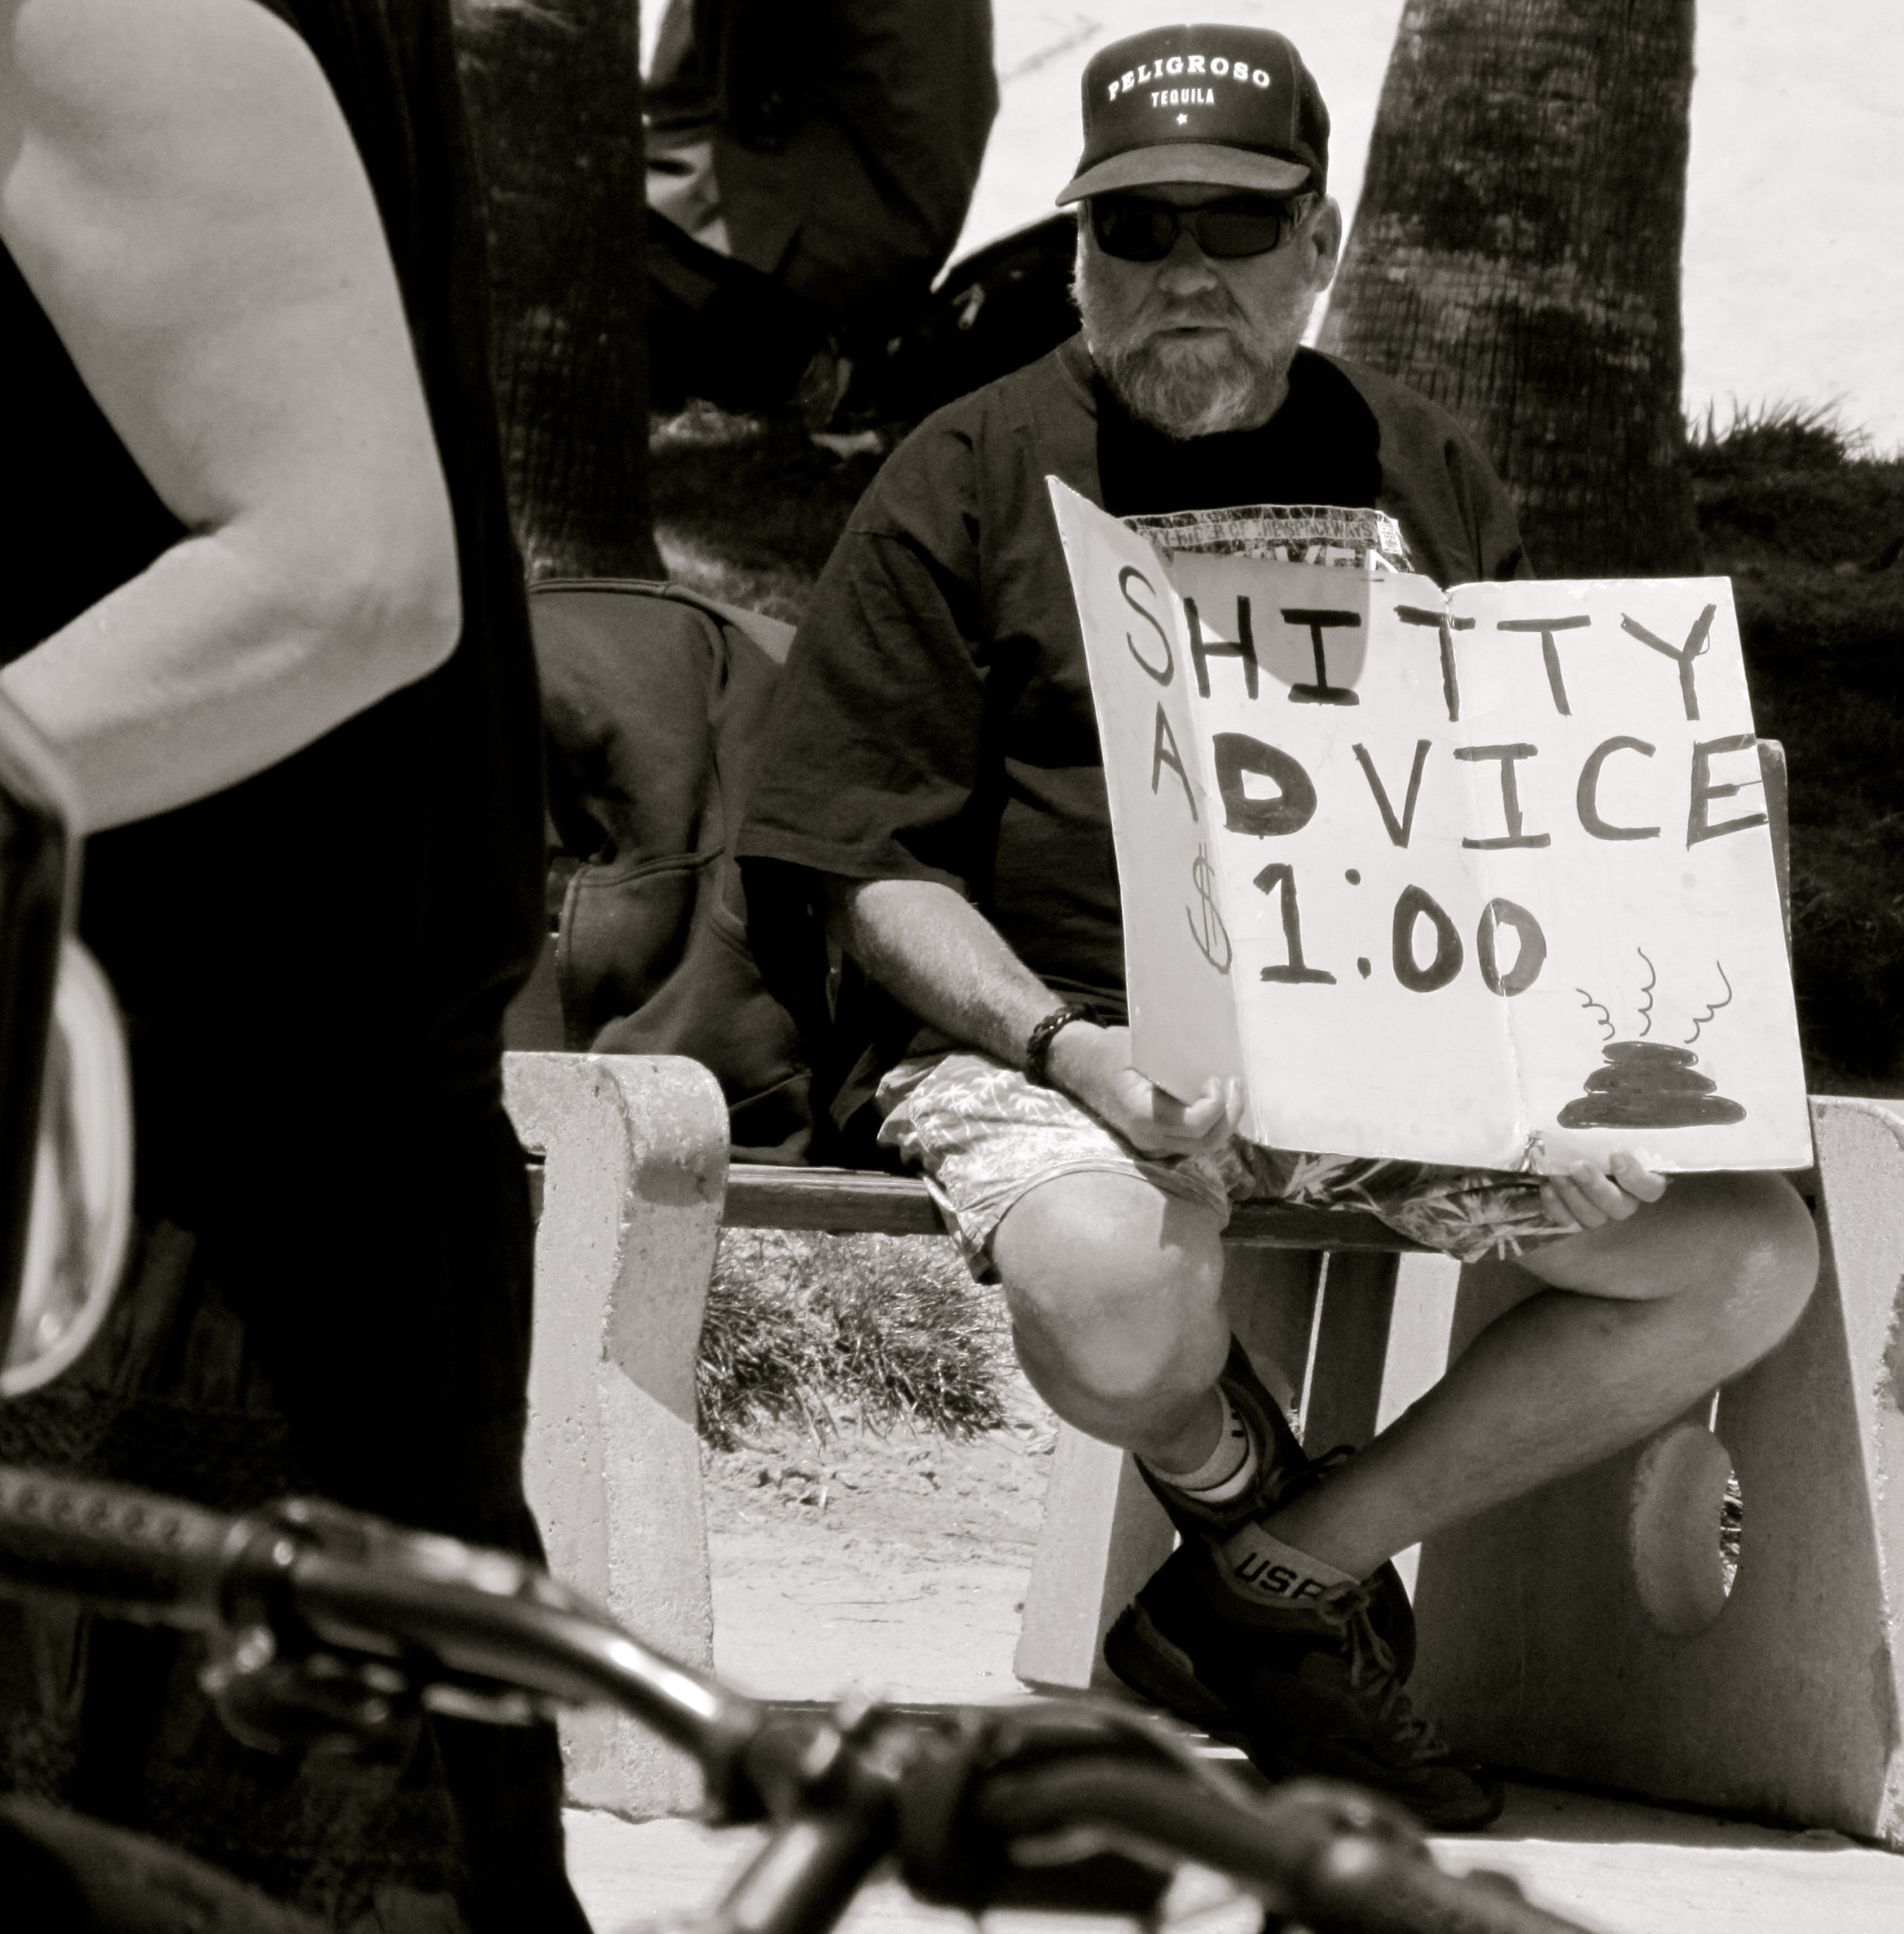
737;24;1818;1830
644;0;997;415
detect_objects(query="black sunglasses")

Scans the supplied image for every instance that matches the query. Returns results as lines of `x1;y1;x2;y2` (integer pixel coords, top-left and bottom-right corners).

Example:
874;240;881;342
1088;192;1310;264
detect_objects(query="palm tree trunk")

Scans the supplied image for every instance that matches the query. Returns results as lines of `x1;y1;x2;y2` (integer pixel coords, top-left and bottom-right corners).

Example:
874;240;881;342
1319;0;1701;578
455;0;663;580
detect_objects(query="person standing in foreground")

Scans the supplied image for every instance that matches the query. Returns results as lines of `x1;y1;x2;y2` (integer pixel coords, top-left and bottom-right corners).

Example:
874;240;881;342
0;2;587;1925
738;24;1819;1830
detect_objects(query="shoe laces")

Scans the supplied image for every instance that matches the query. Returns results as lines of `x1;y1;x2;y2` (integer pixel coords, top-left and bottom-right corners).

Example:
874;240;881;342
1313;1580;1449;1761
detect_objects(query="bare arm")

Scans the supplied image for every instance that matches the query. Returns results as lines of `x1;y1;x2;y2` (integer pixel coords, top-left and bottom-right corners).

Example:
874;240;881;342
0;0;461;833
831;876;1235;1155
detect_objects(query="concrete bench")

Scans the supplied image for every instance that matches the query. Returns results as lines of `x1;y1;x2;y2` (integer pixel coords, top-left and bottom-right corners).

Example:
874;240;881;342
499;1050;1439;1812
504;1049;1904;1843
1404;1097;1904;1849
504;1053;726;1817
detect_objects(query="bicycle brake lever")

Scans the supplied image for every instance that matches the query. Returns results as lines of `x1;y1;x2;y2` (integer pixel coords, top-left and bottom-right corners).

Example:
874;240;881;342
199;1497;565;1756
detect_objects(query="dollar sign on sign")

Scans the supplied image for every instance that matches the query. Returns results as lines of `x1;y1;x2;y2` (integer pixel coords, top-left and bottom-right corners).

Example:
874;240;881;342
1185;845;1232;974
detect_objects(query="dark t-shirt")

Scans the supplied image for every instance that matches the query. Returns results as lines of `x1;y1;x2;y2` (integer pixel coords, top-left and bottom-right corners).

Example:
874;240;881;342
739;335;1529;1037
0;0;542;1222
1096;351;1383;518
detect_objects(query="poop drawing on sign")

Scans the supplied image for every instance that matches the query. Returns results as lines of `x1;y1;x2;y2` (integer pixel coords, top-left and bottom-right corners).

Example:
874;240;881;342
1558;959;1745;1129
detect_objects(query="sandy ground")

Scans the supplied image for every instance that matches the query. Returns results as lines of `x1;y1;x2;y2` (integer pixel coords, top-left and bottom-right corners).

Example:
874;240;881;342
564;1389;1904;1934
700;1376;1052;1704
565;1798;1904;1934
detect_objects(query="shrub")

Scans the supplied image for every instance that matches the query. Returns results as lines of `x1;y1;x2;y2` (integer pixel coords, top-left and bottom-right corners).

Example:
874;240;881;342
1689;404;1904;1089
697;1228;1011;1448
1686;398;1865;480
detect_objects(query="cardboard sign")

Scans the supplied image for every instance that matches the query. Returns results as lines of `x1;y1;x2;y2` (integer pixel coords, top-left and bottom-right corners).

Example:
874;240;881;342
1049;480;1811;1174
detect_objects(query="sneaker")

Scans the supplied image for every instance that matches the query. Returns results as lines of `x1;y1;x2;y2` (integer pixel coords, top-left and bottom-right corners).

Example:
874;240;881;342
1103;1540;1503;1831
1137;1340;1415;1680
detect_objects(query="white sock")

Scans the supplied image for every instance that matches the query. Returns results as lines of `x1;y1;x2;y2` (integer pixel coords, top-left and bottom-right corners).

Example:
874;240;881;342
1142;1389;1259;1505
1217;1521;1358;1607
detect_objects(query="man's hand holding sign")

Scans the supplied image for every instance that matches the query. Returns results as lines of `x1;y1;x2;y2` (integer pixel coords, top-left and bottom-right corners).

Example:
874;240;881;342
1046;1021;1241;1157
739;21;1819;1835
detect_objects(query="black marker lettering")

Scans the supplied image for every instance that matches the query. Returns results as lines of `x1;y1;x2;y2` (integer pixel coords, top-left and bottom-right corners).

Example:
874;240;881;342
1251;863;1335;984
1120;566;1173;684
1621;603;1717;721
1151;706;1197;820
1282;607;1360;706
1352;739;1432;848
1213;733;1315;837
1392;885;1464;992
1577;735;1659;840
1396;605;1476;721
1476;898;1547;996
1457;743;1551;849
1188;595;1258;699
1496;613;1590;715
1687;733;1767;847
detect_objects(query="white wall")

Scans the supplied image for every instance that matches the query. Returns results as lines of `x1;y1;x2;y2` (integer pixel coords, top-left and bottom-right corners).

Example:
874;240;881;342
953;2;1904;452
1681;2;1902;453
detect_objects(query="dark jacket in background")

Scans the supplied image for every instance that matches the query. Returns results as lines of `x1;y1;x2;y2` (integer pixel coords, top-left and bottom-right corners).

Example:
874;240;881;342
644;0;997;412
648;0;997;336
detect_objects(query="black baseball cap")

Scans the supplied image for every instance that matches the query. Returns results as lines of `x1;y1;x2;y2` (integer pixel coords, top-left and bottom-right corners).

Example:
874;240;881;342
1057;24;1331;205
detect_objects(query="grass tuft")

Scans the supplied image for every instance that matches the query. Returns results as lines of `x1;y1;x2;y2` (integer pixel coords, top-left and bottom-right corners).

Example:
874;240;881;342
1686;397;1866;479
697;1229;1012;1449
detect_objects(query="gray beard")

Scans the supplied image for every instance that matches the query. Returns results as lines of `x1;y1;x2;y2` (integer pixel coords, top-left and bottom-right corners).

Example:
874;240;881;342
1098;329;1290;440
1074;252;1301;440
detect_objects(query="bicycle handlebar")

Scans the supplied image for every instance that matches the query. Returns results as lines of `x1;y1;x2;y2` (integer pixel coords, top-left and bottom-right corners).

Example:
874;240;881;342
0;1464;237;1622
0;1466;766;1802
0;1466;1596;1934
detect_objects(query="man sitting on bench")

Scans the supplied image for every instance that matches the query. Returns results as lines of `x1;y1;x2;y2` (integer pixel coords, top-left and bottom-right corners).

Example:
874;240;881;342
737;23;1818;1830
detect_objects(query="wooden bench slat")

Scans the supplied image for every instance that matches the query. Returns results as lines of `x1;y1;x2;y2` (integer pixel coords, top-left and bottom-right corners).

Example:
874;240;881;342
722;1165;947;1235
721;1164;1424;1251
1226;1200;1426;1251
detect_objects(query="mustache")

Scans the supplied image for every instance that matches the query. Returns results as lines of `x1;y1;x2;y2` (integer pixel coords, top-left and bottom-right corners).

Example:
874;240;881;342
1128;296;1247;338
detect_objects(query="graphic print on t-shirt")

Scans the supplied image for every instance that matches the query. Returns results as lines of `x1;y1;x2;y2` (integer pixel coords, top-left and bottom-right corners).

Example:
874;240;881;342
1127;502;1414;573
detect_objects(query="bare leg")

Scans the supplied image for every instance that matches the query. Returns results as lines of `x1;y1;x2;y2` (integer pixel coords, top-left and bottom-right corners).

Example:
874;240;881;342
1266;1171;1819;1578
991;1169;1231;1472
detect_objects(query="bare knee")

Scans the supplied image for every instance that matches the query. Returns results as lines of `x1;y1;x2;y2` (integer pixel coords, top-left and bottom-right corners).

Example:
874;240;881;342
1537;1169;1818;1376
1700;1172;1819;1369
993;1171;1226;1412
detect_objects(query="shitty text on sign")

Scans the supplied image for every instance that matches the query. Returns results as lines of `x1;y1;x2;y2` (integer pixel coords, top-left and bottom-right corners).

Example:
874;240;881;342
1049;480;1810;1174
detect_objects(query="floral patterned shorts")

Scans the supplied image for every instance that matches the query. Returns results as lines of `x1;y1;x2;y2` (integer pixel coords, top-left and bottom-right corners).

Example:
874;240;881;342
876;1051;1578;1281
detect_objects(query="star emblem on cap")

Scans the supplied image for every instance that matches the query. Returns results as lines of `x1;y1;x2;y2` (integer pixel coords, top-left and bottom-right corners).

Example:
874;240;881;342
1176;113;1188;124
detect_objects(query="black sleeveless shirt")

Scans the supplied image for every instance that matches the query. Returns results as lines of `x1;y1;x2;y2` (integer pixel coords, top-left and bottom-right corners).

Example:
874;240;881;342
1;0;542;1222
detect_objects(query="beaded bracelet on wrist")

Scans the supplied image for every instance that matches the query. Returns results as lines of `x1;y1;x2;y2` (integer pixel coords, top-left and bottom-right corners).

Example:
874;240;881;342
1024;1002;1096;1089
